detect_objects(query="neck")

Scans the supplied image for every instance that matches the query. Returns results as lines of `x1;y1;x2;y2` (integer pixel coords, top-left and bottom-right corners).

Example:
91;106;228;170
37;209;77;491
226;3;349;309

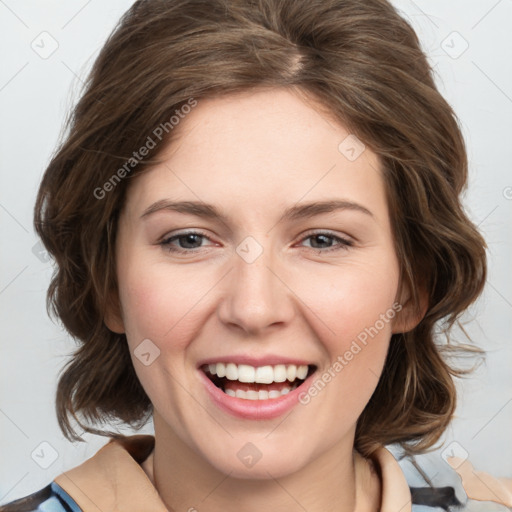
143;415;381;512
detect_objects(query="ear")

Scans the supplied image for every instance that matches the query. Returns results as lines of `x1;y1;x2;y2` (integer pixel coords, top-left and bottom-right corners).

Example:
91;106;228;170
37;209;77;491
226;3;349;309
392;282;428;334
104;287;125;334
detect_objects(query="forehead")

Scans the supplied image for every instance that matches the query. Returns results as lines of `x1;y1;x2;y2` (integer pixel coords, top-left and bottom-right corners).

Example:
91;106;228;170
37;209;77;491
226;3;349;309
122;88;387;224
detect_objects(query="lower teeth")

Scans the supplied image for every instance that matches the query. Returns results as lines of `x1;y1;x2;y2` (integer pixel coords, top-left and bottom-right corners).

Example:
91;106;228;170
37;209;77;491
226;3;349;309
223;383;298;400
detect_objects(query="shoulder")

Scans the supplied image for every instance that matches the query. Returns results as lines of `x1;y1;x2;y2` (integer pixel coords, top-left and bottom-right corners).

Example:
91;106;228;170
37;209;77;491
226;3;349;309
391;446;511;511
0;482;81;512
1;434;157;512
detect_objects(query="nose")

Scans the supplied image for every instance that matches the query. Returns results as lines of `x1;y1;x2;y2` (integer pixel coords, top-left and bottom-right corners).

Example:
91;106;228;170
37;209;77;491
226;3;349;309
217;237;296;336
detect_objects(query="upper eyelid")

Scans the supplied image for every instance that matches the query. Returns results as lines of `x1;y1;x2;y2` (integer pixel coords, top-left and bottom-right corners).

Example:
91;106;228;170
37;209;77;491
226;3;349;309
298;229;353;241
160;229;212;243
159;228;351;239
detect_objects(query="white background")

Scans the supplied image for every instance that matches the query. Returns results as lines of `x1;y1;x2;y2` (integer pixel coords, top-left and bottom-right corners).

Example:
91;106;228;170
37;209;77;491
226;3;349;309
1;0;511;504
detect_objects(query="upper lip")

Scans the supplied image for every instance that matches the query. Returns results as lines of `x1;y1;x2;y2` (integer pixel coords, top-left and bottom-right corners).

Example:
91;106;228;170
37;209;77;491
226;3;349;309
197;355;315;368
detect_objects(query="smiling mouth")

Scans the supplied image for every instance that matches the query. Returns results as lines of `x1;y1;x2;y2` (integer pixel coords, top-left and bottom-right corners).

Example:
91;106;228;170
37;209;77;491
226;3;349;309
201;363;317;400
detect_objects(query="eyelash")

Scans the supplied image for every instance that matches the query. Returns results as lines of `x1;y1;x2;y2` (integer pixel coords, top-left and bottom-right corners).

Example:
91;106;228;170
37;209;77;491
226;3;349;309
159;230;354;254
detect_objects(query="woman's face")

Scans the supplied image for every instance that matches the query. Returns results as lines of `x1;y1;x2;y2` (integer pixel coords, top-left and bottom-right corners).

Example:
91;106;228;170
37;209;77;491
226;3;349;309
107;87;414;478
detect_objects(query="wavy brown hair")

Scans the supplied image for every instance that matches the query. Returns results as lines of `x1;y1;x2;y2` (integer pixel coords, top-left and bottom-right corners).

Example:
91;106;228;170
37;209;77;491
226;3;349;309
33;0;486;457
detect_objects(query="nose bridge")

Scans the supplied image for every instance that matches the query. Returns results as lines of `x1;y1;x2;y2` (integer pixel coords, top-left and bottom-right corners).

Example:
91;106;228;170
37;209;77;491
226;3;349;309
219;234;294;333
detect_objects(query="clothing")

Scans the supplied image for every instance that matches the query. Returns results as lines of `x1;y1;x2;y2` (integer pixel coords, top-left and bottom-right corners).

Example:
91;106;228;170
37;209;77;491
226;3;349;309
0;435;505;511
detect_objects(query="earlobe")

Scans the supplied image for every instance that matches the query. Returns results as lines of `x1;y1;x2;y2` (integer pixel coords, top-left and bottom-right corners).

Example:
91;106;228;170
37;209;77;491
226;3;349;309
104;288;126;334
392;285;428;334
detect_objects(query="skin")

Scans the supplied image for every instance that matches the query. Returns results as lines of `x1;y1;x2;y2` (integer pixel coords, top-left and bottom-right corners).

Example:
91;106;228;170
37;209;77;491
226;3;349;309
105;87;424;512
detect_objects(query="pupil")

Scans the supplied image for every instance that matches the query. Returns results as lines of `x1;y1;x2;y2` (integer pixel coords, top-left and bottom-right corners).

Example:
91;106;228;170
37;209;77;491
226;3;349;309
311;234;331;249
181;234;201;248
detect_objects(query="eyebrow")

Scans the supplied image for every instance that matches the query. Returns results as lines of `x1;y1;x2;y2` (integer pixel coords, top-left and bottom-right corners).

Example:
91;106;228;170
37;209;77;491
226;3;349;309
140;198;373;224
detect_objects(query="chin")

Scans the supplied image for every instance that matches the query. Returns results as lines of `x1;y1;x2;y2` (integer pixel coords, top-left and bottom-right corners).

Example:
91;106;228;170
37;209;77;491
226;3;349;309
195;437;314;480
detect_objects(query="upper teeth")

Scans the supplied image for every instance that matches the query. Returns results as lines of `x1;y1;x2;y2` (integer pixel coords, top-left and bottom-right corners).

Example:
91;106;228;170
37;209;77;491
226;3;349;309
207;363;309;383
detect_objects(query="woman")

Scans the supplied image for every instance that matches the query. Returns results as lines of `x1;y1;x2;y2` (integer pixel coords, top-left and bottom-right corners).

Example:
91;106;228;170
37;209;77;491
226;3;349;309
0;0;490;510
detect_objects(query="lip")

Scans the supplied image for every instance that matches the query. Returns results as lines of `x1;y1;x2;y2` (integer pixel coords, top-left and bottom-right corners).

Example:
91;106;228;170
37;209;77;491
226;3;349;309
198;365;317;420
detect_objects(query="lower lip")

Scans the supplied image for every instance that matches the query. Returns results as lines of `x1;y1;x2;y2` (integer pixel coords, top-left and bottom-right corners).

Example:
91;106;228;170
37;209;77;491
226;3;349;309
199;369;315;420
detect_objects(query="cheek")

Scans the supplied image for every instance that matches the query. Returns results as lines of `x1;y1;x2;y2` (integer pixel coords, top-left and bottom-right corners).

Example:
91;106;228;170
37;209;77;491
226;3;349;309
294;255;398;413
117;259;218;351
301;289;396;431
118;279;168;341
298;257;399;345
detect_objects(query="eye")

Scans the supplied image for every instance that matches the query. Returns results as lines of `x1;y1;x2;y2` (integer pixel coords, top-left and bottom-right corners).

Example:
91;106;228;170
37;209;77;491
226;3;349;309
159;230;353;255
298;231;353;252
159;230;214;254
